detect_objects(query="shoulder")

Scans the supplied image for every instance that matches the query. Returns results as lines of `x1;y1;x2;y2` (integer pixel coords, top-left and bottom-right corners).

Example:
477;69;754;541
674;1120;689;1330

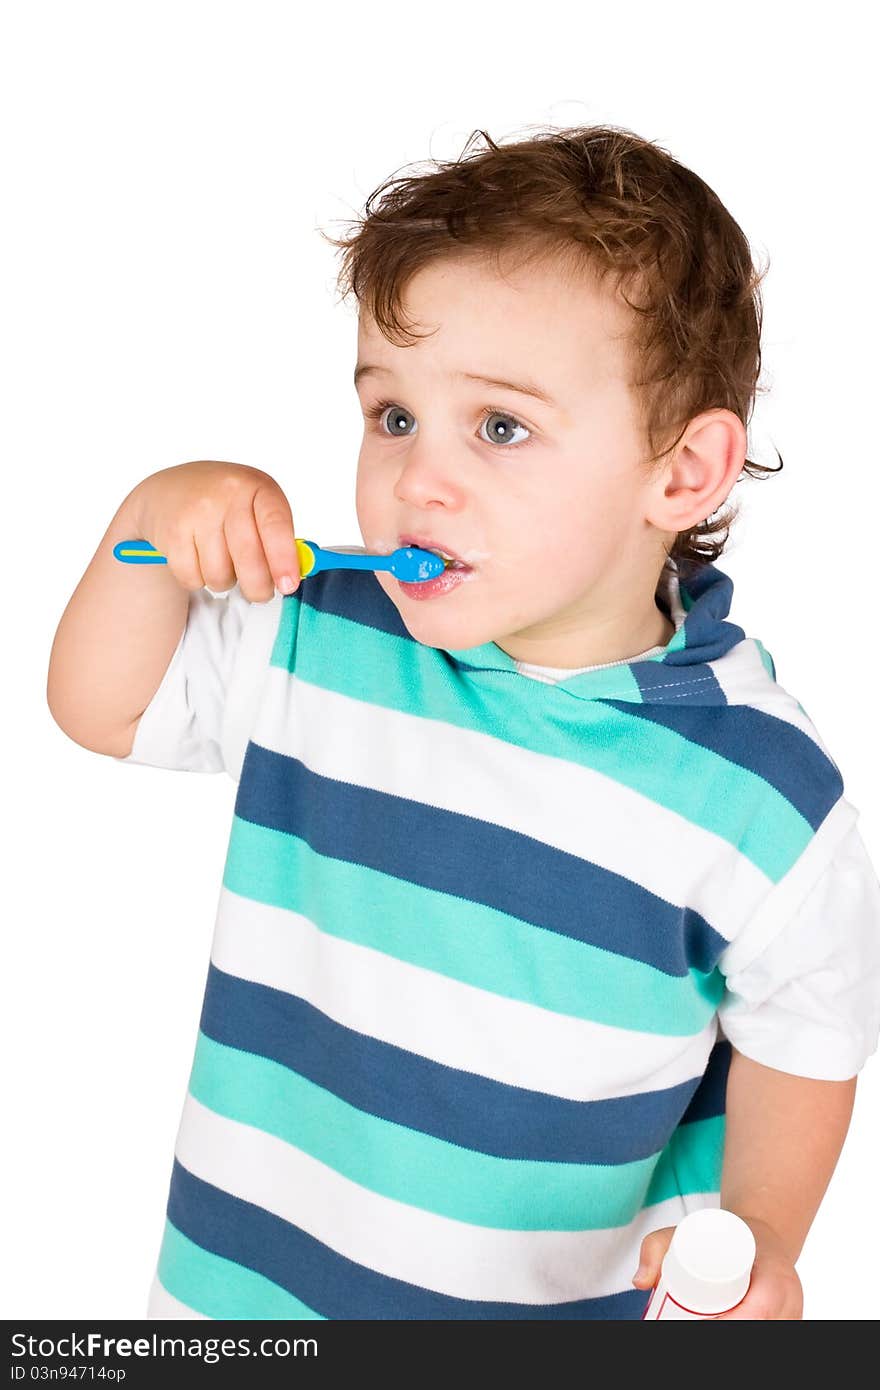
710;635;844;786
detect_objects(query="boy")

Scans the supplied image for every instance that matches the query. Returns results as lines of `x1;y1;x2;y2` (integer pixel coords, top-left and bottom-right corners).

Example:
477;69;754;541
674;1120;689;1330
47;124;880;1320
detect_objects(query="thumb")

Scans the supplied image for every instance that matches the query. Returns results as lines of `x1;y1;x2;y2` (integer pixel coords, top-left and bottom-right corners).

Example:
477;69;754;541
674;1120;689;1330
633;1226;676;1288
251;479;301;594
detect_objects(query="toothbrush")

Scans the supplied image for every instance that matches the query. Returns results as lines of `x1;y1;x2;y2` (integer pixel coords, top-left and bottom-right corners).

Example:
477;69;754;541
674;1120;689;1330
112;538;448;584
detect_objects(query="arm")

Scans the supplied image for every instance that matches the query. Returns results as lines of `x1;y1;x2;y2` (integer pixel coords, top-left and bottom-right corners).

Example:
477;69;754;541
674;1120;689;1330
48;461;303;762
634;1046;857;1318
720;1046;857;1264
46;487;188;757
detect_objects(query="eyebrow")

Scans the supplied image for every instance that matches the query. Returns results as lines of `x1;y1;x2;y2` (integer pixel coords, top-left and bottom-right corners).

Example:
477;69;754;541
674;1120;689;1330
353;362;559;409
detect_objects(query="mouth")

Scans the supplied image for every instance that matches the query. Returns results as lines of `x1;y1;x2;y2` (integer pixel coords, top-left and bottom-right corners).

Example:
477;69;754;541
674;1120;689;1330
397;534;473;571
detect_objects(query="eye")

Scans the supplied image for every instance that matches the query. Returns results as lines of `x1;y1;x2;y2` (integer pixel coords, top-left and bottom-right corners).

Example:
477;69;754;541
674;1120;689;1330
363;400;532;449
478;410;530;448
364;401;416;436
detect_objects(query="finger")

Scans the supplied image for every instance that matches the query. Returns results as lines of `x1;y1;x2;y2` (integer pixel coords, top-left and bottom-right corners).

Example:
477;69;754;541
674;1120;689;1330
223;501;277;603
632;1226;675;1288
163;526;206;593
194;525;237;594
252;481;301;594
718;1295;775;1320
719;1273;801;1320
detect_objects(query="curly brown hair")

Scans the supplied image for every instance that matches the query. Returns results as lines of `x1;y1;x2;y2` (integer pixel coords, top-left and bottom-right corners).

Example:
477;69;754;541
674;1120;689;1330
320;123;783;582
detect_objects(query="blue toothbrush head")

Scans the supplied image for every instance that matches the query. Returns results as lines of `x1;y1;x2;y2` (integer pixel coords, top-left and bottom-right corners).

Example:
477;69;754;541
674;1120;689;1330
389;547;447;582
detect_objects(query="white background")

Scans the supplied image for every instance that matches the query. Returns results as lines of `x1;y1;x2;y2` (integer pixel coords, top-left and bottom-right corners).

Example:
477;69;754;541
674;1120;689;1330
2;0;878;1321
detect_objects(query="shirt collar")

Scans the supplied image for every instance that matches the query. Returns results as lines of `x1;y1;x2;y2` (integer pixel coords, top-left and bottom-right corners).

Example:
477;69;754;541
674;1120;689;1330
445;561;745;704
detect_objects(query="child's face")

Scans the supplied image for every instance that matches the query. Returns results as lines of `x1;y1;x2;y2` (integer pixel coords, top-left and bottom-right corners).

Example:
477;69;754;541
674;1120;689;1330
355;250;677;664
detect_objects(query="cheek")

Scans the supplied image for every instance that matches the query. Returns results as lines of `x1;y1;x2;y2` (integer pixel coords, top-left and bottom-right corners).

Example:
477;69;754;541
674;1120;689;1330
527;453;641;549
355;459;380;524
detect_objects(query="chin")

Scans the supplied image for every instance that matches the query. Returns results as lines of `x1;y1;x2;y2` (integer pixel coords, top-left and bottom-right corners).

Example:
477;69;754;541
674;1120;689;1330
388;596;488;651
376;571;507;647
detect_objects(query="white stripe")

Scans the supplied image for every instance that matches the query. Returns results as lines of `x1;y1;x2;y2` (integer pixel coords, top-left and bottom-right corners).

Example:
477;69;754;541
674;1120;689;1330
221;591;284;782
709;636;775;706
146;1275;209;1319
720;793;859;976
252;670;775;947
175;1093;717;1305
712;639;845;767
211;888;718;1101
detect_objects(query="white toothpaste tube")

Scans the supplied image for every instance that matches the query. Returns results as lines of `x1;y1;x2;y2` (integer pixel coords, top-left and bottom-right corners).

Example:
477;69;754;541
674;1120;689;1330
642;1208;757;1320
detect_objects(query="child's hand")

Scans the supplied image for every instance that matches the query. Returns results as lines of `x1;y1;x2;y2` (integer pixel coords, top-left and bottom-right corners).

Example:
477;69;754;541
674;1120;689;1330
127;460;302;601
633;1216;803;1319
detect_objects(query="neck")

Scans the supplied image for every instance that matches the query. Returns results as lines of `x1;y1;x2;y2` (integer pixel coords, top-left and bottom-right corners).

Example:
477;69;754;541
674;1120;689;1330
494;562;676;669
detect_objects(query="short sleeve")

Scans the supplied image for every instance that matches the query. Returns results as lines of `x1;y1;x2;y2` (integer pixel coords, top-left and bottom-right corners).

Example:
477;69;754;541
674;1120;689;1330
718;822;880;1080
115;584;282;779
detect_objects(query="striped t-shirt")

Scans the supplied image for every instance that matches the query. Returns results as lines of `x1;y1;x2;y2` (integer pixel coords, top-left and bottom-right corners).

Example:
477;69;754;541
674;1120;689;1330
120;559;879;1319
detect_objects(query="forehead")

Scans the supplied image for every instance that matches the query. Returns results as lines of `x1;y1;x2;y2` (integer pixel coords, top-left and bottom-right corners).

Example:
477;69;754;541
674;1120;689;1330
356;250;635;393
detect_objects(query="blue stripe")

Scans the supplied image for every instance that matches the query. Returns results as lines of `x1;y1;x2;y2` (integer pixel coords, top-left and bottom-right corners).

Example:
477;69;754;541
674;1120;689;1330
631;660;729;704
199;965;729;1164
293;567;412;643
609;704;843;832
166;1159;652;1320
660;565;745;666
679;1038;731;1124
233;745;729;977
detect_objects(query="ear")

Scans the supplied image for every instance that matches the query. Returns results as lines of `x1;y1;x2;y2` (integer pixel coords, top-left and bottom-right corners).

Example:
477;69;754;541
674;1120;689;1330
646;408;748;534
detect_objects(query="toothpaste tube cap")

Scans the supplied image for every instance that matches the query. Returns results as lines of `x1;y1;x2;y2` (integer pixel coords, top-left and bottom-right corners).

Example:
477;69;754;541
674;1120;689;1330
661;1208;757;1315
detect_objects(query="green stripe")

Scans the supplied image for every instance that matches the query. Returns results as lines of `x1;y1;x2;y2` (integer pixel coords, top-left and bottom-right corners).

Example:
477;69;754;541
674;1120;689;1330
271;600;810;882
664;619;689;654
189;1032;724;1232
646;1112;725;1205
222;817;723;1035
754;639;777;682
157;1218;324;1320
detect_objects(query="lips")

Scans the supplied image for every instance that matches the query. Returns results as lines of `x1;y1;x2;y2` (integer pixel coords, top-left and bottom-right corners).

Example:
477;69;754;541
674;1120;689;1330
397;534;472;570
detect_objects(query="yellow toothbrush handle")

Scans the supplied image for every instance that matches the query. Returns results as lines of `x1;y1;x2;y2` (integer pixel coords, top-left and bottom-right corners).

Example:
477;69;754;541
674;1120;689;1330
295;538;317;577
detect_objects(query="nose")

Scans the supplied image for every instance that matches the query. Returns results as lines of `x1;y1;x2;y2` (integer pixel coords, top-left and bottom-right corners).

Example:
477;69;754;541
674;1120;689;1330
392;439;467;510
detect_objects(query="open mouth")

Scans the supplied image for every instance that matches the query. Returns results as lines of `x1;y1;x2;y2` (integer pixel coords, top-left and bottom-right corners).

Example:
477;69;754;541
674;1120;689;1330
436;552;469;571
399;536;473;571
